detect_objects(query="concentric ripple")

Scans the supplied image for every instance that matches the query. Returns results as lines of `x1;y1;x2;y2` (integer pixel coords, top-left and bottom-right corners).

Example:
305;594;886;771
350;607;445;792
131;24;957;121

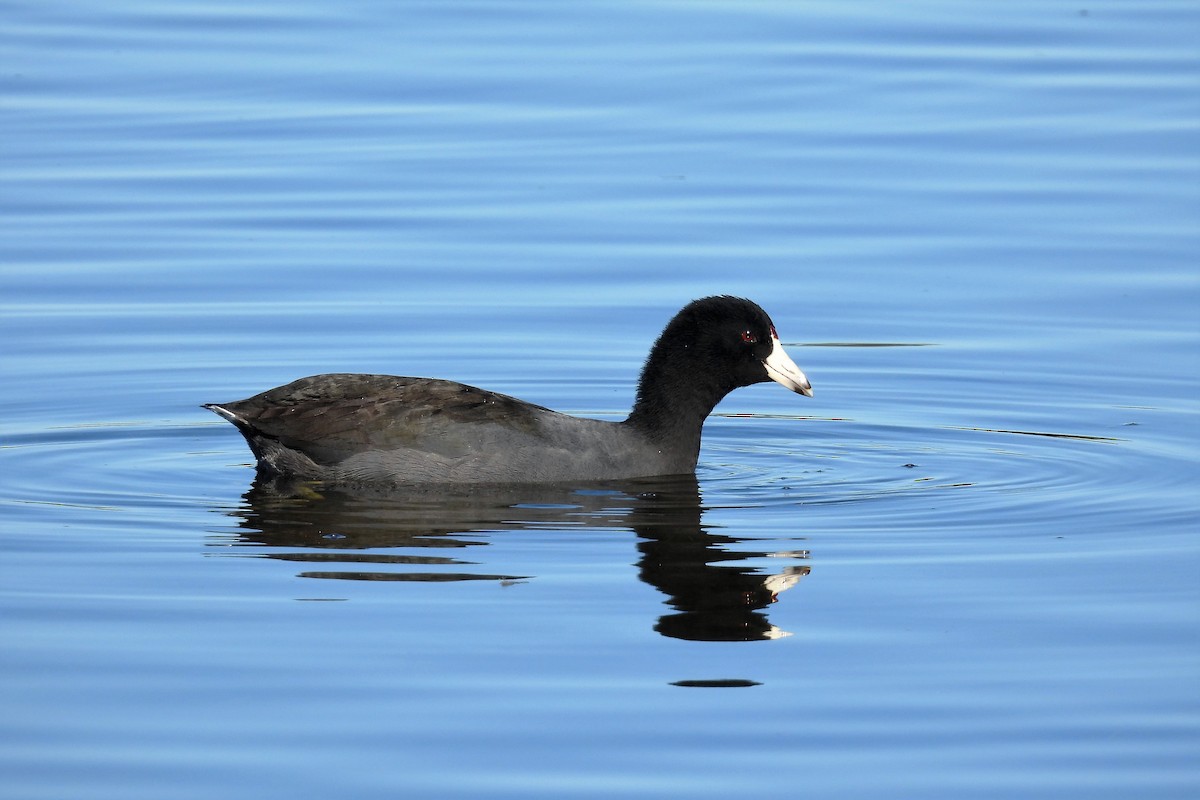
698;408;1183;542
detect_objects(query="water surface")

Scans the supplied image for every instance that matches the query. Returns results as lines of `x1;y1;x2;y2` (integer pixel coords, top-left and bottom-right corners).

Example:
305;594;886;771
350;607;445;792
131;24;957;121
2;1;1198;798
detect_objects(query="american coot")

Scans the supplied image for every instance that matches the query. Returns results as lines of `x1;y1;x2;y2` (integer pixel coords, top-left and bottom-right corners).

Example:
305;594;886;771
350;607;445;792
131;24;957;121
204;295;812;484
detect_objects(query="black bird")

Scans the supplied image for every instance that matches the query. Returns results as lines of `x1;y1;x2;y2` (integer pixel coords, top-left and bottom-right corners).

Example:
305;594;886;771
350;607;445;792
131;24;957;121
204;295;812;484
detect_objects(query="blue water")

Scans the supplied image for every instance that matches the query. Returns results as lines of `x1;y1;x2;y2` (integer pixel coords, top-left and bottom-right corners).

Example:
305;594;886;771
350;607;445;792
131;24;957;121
3;1;1198;798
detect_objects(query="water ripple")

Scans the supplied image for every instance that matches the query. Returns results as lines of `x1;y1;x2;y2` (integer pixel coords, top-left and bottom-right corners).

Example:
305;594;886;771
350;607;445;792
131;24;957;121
699;411;1182;542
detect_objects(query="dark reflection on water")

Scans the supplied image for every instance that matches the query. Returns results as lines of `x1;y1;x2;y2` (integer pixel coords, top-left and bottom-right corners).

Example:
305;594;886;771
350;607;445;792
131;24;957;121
220;475;809;642
671;679;763;688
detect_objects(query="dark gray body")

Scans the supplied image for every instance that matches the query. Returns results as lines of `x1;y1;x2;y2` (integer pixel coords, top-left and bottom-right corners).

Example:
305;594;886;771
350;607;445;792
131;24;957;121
206;373;690;484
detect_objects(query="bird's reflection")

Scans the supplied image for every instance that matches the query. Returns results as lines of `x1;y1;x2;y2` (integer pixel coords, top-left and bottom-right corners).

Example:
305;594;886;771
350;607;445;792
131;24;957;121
218;475;809;641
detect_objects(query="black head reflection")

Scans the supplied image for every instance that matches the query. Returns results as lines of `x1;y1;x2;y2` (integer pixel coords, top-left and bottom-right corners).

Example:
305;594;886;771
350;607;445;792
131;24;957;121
216;474;809;641
634;492;810;641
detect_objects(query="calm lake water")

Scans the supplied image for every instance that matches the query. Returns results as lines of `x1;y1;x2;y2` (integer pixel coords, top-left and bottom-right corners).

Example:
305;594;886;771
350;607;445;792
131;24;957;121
3;1;1198;798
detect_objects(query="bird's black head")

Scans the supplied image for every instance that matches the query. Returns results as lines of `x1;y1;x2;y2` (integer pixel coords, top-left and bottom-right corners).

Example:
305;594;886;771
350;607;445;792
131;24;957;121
659;295;813;395
627;295;813;438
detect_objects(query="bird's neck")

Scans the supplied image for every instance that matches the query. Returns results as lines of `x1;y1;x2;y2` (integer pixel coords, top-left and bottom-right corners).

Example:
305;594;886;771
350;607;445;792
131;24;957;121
624;341;733;447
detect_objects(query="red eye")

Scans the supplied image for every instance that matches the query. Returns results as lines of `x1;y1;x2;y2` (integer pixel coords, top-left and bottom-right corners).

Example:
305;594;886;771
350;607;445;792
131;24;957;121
740;330;758;344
